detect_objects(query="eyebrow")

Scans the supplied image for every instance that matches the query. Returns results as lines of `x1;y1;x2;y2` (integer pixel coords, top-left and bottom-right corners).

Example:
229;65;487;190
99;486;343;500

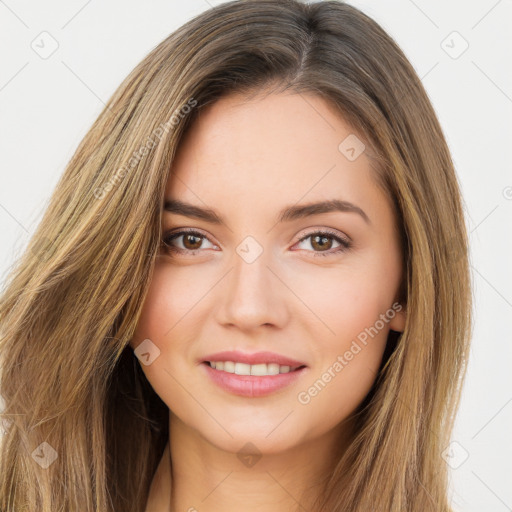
163;198;371;225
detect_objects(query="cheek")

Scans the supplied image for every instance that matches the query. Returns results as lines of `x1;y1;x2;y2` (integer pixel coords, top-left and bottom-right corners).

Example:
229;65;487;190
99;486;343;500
296;259;395;355
130;263;218;420
130;266;186;393
292;262;395;419
132;261;199;346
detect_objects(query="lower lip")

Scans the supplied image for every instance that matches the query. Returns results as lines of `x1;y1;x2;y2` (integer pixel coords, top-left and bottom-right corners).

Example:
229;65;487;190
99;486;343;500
201;362;308;397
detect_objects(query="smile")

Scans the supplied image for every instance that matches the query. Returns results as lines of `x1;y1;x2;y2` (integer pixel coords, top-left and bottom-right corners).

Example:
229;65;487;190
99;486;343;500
201;361;308;397
206;360;305;375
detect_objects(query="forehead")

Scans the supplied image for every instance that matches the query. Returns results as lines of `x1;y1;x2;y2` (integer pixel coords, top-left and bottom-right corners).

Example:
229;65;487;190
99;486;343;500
165;91;382;222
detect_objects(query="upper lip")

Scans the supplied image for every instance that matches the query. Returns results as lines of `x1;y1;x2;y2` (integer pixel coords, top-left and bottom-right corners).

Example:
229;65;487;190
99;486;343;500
201;350;307;367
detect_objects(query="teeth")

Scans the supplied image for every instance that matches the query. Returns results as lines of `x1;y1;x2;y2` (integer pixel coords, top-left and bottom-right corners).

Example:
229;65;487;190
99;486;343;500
207;361;299;375
224;361;235;373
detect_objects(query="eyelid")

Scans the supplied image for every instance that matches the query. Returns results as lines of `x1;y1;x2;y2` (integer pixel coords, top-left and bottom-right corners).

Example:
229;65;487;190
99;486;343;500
162;227;218;251
294;226;351;245
161;226;351;256
163;226;350;242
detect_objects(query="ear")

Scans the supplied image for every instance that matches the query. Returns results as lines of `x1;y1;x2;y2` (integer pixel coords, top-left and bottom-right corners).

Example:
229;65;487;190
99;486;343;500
389;302;406;333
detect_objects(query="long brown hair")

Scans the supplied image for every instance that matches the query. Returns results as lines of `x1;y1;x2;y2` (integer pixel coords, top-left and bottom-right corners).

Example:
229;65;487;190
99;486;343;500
0;1;472;510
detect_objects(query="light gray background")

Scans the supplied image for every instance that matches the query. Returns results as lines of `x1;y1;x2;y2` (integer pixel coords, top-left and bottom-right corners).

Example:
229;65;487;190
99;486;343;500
0;1;511;510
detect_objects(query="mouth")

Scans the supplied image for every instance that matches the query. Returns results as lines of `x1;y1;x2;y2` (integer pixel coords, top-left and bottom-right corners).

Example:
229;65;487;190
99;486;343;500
200;360;309;397
202;360;307;376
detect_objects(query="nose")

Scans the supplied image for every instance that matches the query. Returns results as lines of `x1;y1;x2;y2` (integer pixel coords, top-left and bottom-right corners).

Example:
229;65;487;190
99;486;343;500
215;246;289;331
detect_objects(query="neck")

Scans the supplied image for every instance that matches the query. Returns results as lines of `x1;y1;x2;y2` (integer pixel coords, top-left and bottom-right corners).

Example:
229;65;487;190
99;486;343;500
145;412;355;512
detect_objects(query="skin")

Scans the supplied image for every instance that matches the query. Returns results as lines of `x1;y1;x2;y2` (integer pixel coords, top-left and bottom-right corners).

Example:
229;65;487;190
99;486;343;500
130;90;406;512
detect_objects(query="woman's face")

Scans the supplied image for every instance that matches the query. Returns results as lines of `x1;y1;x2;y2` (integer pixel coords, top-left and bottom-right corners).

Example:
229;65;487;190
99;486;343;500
131;91;405;454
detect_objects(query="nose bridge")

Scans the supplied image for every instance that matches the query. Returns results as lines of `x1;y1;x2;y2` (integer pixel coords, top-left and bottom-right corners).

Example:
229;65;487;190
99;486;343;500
218;237;286;329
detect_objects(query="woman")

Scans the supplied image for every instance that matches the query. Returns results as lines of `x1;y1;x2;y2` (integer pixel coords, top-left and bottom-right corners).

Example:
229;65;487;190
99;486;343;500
0;1;472;511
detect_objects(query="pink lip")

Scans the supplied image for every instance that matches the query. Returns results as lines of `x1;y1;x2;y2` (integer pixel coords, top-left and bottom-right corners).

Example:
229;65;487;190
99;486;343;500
200;350;307;367
201;362;308;398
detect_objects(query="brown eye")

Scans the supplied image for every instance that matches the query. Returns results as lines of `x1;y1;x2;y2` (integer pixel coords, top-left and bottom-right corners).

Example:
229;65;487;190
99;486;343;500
294;230;351;257
181;233;203;250
310;234;334;251
162;229;216;255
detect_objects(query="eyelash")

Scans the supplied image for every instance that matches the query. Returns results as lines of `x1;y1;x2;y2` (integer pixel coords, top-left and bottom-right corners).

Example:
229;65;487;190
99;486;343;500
161;228;352;258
